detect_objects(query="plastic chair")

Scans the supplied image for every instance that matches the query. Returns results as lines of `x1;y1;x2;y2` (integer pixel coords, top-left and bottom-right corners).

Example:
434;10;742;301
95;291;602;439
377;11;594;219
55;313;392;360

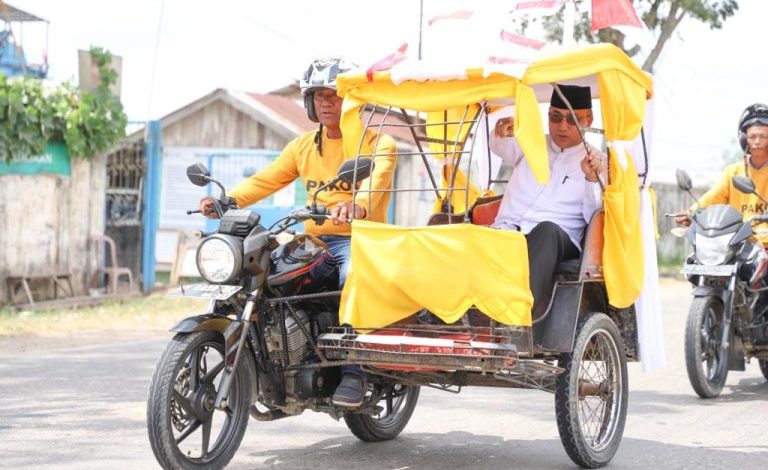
90;234;134;294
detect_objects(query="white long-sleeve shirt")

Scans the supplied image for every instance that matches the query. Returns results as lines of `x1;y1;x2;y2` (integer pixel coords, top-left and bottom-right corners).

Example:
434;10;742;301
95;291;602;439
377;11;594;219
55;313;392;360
490;135;604;250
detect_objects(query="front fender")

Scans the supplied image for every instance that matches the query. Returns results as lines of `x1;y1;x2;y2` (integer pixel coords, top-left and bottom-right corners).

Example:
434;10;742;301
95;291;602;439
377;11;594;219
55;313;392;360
169;313;233;334
692;286;727;302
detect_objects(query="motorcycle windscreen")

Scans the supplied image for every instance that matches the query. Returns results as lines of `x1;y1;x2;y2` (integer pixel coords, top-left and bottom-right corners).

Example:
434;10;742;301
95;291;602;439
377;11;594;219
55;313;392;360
339;220;533;328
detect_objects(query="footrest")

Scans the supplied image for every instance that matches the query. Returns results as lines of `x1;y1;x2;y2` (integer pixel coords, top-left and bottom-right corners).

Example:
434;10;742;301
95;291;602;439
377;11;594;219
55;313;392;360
318;325;530;372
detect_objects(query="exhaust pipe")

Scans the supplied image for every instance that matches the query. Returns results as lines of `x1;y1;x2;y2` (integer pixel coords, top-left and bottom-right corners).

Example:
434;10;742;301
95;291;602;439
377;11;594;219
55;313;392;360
250;405;289;421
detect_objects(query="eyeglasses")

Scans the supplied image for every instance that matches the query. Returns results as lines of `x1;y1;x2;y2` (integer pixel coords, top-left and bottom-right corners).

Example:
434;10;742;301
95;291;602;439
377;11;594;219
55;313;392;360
548;112;590;126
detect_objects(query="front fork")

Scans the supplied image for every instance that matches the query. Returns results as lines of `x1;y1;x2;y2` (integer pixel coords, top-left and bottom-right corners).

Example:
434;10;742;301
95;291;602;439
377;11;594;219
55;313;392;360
214;290;259;408
719;276;735;366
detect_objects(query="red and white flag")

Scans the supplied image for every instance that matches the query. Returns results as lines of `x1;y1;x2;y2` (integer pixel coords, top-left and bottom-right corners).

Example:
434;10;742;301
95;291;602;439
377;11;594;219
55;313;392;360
366;43;409;81
512;0;565;16
591;0;645;32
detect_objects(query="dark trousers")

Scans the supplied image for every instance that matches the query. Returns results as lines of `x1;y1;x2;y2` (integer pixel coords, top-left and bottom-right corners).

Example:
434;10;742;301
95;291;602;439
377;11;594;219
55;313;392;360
525;222;579;317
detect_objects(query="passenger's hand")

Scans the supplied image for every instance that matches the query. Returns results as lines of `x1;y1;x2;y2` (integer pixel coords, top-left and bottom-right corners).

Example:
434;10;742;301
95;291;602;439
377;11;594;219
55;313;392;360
330;202;366;225
581;149;606;183
199;196;219;219
494;117;514;138
674;212;692;227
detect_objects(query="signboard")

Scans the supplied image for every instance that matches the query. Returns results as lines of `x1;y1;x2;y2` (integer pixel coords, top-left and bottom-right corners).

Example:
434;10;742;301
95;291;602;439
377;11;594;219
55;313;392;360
0;142;71;175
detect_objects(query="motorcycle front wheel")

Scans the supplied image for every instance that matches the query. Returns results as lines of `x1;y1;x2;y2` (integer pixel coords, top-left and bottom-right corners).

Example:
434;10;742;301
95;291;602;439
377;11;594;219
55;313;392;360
147;331;252;470
345;383;420;442
685;296;728;398
555;312;628;469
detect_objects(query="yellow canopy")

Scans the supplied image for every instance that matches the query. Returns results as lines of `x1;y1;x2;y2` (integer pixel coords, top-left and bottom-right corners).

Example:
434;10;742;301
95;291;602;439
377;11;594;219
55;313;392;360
336;43;653;322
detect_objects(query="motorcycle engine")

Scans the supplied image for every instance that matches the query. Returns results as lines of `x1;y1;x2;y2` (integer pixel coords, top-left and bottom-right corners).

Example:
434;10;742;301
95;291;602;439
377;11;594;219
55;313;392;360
264;307;313;367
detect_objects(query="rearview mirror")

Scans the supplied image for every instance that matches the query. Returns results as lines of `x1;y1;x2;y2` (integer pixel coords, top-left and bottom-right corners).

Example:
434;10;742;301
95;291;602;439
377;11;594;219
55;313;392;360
186;163;210;187
675;169;692;192
732;175;756;195
337;158;374;184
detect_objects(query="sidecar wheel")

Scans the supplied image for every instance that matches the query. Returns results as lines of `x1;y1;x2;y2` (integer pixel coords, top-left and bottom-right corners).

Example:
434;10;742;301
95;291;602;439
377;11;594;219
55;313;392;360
345;384;419;442
555;313;628;469
759;360;768;382
147;331;252;470
685;296;728;398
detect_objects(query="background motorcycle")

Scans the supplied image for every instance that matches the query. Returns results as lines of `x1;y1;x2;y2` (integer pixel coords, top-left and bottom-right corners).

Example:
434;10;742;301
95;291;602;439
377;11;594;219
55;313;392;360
146;159;419;470
674;169;768;398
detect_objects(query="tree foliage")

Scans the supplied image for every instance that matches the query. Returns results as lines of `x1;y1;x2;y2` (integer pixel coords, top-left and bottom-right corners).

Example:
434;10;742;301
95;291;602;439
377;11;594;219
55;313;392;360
0;46;127;162
538;0;739;72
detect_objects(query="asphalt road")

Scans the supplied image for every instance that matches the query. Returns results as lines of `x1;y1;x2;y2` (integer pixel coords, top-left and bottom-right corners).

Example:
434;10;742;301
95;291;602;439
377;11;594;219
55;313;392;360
1;279;766;470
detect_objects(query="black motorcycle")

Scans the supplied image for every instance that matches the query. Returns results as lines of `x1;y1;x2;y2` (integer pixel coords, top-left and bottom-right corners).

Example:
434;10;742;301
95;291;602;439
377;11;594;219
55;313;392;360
146;159;420;469
675;169;768;398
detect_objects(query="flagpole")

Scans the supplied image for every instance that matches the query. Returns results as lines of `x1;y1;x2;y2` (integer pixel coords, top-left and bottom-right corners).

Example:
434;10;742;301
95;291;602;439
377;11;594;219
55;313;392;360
562;0;576;46
418;0;424;60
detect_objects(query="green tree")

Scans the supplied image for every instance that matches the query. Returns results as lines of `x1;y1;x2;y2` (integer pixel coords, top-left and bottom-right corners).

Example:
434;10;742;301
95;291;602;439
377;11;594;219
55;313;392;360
537;0;739;72
0;46;127;162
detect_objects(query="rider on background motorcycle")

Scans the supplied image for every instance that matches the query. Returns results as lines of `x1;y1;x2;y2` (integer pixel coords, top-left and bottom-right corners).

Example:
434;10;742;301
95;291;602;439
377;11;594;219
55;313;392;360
675;103;768;242
198;57;398;408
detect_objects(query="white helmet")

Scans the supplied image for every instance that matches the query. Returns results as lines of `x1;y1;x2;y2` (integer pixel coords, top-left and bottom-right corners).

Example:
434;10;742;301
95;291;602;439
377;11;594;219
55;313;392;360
300;57;356;122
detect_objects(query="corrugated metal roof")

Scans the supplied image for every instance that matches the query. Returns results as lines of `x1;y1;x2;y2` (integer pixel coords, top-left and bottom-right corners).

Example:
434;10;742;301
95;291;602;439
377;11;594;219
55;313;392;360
2;4;47;22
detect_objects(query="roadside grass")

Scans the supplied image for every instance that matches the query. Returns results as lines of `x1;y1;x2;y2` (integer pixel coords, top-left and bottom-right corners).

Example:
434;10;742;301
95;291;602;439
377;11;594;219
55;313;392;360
0;294;208;338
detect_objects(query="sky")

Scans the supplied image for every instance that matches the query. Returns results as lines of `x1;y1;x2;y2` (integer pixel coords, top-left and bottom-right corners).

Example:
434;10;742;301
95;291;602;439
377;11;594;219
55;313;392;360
6;0;768;184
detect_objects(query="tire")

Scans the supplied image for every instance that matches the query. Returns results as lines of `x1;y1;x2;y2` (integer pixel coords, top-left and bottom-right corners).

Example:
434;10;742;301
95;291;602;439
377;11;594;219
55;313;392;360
759;360;768;382
147;331;252;470
685;296;728;398
345;384;420;442
555;313;628;469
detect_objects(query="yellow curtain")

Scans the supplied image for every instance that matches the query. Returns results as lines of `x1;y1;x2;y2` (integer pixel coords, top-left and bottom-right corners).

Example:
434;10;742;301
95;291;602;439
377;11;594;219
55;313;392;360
602;151;643;308
339;221;533;329
596;69;648;308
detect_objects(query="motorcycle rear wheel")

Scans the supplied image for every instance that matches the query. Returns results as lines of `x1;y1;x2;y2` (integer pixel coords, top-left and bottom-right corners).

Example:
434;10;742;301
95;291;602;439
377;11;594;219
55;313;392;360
759;360;768;382
555;313;628;469
344;384;419;442
685;296;728;398
147;331;252;470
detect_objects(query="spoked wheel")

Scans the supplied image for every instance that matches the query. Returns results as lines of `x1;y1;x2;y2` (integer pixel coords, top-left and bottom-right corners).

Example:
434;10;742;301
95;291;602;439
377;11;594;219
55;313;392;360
759;359;768;382
147;331;252;470
555;313;628;469
345;383;420;442
685;296;728;398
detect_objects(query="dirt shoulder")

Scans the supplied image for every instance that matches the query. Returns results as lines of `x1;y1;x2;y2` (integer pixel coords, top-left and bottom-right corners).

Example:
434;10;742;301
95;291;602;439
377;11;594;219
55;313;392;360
0;293;208;354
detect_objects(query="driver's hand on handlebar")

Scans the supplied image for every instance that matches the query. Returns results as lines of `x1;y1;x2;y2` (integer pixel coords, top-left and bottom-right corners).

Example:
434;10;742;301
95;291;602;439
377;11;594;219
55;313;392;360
330;202;366;225
674;211;692;227
199;196;219;219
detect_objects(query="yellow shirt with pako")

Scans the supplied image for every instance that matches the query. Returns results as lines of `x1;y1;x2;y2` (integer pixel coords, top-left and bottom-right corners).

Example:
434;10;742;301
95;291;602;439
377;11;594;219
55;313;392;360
229;128;397;237
695;160;768;244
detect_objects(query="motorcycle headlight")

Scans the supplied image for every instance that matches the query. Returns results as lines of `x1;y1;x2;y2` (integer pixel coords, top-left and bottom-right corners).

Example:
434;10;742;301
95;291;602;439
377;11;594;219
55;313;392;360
196;235;242;284
694;233;733;266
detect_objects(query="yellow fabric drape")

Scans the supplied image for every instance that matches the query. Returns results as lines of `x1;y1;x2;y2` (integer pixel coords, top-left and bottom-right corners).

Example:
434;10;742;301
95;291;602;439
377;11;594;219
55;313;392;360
339;221;533;329
513;83;549;184
602;149;644;308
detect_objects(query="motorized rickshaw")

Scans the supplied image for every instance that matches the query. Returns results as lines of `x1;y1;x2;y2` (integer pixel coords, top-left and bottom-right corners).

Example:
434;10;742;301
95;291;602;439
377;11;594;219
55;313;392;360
146;43;661;470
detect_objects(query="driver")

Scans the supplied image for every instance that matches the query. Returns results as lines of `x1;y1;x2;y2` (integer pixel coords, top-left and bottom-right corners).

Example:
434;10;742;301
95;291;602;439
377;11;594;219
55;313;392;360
199;57;398;408
675;103;768;243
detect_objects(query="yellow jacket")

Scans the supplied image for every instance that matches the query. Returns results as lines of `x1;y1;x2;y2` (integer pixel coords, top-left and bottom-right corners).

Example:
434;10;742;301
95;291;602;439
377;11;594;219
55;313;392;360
229;127;397;236
695;160;768;243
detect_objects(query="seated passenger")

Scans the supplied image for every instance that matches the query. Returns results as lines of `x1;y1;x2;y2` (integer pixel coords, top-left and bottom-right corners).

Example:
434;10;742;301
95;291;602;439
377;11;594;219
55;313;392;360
490;85;606;317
